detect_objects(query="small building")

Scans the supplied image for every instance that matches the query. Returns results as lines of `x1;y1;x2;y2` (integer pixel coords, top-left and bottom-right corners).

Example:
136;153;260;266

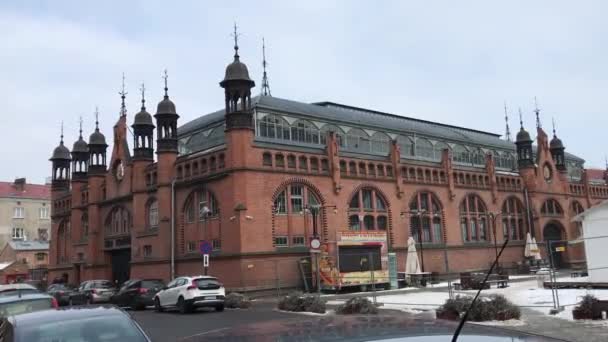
574;200;608;283
0;240;49;281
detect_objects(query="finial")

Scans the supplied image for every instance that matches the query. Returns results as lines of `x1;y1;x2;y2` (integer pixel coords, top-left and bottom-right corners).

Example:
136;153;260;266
60;121;64;144
119;73;128;117
503;101;511;141
552;117;557;137
518;107;524;129
79;116;83;138
140;82;146;110
534;96;541;128
261;37;272;96
162;69;169;97
231;22;240;59
94;106;100;131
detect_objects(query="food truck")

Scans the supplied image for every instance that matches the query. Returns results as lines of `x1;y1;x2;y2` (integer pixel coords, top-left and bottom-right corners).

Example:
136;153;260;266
317;231;389;291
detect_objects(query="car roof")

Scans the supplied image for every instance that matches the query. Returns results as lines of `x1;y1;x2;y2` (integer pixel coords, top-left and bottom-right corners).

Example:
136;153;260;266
181;276;217;280
0;293;51;303
9;306;127;325
0;284;37;291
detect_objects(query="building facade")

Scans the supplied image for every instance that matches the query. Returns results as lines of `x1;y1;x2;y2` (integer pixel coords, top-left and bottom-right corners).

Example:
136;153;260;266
0;178;51;250
0;240;49;282
48;38;608;289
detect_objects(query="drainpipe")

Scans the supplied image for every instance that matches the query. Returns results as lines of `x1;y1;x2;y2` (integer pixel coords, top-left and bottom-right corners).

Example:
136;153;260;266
171;178;176;280
524;187;534;238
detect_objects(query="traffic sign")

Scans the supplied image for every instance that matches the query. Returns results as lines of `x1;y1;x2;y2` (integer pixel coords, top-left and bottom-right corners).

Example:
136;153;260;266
203;254;209;267
200;240;212;255
555;246;566;252
310;238;321;250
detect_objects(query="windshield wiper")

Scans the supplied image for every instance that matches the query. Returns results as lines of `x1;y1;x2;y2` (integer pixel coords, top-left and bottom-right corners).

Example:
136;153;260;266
451;238;509;342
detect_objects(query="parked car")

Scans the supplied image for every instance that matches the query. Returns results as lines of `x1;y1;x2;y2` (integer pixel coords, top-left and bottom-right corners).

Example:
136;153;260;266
1;306;151;342
154;275;225;314
110;278;165;310
0;293;57;317
0;284;39;297
68;280;116;305
46;283;76;306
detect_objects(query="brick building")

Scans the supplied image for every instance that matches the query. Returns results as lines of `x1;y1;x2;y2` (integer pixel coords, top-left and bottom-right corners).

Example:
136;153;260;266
0;240;49;282
48;37;608;289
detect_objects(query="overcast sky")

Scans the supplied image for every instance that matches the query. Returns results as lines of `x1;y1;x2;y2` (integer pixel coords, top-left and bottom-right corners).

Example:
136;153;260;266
2;1;607;184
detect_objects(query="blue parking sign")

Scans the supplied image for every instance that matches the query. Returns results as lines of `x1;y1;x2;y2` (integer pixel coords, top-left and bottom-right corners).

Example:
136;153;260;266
200;240;212;254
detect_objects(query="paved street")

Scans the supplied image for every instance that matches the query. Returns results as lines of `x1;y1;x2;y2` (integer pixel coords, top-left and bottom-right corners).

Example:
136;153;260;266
130;302;299;341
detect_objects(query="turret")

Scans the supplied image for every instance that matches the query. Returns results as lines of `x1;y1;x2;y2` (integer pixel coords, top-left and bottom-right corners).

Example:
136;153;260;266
155;71;179;153
515;109;533;169
133;84;155;160
50;124;71;190
71;118;89;180
88;108;108;175
549;119;566;172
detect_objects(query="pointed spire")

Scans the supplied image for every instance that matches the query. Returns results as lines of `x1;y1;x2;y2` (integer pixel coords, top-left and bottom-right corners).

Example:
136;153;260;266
162;69;169;98
79;116;83;138
60;121;64;144
140;82;146;110
94;106;100;131
119;73;128;117
534;96;541;128
261;37;272;96
231;22;240;60
519;107;524;129
503;101;511;142
552;117;557;137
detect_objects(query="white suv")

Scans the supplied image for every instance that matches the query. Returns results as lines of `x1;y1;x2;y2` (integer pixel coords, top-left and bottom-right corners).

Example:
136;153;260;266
153;276;225;314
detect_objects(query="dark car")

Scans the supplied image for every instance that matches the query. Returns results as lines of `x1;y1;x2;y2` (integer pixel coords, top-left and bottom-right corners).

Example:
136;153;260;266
0;293;57;317
68;280;116;305
111;279;165;310
46;283;76;306
0;306;151;342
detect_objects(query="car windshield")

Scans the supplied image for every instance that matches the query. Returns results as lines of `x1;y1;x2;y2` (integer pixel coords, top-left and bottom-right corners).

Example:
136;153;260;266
15;315;149;342
0;289;39;297
141;280;164;289
193;278;220;289
91;281;113;289
0;298;52;316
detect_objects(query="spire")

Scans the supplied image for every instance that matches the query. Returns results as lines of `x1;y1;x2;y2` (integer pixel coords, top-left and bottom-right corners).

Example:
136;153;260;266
231;22;240;60
503;101;511;142
94;106;100;131
534;96;541;128
519;107;524;129
552;117;557;137
162;69;169;98
79;116;83;138
261;37;272;97
119;73;128;117
140;82;146;111
60;121;64;144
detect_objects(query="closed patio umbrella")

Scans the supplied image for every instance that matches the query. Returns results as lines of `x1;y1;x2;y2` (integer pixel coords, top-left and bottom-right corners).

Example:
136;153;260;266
524;232;533;258
405;236;421;274
531;237;542;260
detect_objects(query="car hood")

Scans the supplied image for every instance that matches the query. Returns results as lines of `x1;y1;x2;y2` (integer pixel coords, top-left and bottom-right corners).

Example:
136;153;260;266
180;315;560;342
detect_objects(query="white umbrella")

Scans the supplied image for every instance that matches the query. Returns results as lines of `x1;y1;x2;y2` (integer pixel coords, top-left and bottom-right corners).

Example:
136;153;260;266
524;232;532;258
405;236;421;274
531;237;542;260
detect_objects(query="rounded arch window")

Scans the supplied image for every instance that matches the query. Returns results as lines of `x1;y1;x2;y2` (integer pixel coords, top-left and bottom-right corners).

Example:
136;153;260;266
320;125;344;147
291;120;320;144
409;192;443;243
572;201;584;215
184;189;219;223
147;199;159;229
371;132;390;154
541;199;563;216
104;207;131;237
502;197;526;240
273;183;320;215
345;128;370;153
257;114;290;140
348;188;388;231
459;194;488;242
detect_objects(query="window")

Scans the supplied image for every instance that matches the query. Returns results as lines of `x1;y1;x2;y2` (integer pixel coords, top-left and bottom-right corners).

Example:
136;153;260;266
184;189;219;223
38;228;48;241
415;138;434;159
299;156;308;170
36;253;46;261
275;154;285;167
459;194;487;242
187;241;196;253
371;133;390;154
257;115;290;140
143;245;152;257
13;207;24;219
212;239;221;250
39;207;49;219
273;184;320;215
541;199;563;216
409;192;443;243
345;129;370;153
291;120;320;144
310;158;319;172
320;125;344;147
397;136;414;157
501;197;526;241
348;188;388;231
263;152;272;166
12;227;24;240
287;155;296;169
290;185;304;213
104;207;131;237
274;191;287;214
292;236;305;246
148;200;159;229
274;236;288;247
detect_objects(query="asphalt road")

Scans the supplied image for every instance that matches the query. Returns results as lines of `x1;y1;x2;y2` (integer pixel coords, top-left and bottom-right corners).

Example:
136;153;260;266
130;302;298;341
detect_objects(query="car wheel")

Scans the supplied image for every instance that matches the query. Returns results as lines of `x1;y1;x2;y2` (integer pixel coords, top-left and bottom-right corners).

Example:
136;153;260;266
177;297;188;314
215;304;225;312
154;298;163;312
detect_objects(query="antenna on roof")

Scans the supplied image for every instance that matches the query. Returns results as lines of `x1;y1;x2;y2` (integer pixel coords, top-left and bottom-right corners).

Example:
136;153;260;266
534;96;541;129
140;82;146;111
231;22;240;59
261;37;272;97
504;101;511;142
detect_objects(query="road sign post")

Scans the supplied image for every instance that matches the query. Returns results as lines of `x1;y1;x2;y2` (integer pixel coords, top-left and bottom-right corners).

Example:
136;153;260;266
200;241;212;275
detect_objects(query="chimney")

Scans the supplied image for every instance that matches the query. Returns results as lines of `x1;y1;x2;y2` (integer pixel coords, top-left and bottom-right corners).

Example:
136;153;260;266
13;178;26;192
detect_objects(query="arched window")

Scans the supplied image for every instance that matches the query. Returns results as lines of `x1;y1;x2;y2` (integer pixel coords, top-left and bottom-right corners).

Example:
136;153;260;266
184;189;219;223
257;114;290;140
148;199;159;229
273;184;320;215
262;152;272;166
81;213;88;240
348;188;388;231
291;120;320;144
397;135;414;157
541;199;563;216
371;132;390;154
452;145;470;164
409;192;443;243
320;124;344;147
459;194;488;242
572;201;584;215
433;141;449;161
104;207;131;237
345;128;370;153
572;200;585;238
57;220;69;264
502;197;525;240
415;138;434;159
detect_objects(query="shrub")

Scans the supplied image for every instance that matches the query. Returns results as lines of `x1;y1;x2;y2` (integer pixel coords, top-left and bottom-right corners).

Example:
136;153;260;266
336;297;378;315
277;292;326;313
573;294;596;320
225;292;252;309
436;294;520;321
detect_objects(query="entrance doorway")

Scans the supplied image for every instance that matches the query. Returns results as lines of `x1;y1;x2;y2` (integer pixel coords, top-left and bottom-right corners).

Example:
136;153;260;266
543;223;565;268
109;249;131;286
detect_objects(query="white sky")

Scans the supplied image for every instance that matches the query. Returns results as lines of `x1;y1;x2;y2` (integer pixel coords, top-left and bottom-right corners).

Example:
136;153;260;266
1;1;607;183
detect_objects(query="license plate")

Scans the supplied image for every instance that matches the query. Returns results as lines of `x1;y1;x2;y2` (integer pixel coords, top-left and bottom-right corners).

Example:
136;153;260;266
206;296;216;300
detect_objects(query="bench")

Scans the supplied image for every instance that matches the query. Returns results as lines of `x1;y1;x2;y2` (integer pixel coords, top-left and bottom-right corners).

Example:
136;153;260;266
486;279;509;288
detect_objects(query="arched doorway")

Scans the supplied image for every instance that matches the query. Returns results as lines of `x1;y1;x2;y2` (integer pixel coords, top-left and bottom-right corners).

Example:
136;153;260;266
543;223;566;268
